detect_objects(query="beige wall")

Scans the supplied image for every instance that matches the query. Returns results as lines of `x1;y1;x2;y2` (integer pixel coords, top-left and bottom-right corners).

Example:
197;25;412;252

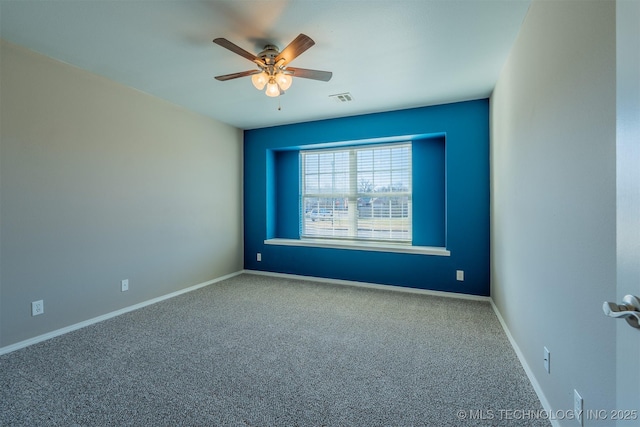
491;0;617;424
0;41;243;347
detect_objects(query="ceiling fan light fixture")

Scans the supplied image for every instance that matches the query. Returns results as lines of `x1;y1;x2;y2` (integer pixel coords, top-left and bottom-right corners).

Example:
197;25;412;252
265;79;280;97
213;34;332;98
251;71;268;90
275;72;292;91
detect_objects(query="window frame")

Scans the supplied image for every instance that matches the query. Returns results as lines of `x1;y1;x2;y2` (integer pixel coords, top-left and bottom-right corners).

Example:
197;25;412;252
299;142;413;245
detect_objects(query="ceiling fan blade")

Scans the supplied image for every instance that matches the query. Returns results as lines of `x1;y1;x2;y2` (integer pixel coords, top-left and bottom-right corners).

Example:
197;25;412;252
275;34;315;66
215;70;260;81
213;38;265;66
285;67;333;82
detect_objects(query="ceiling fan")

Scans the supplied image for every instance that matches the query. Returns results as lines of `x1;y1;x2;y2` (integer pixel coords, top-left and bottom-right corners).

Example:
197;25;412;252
213;34;332;97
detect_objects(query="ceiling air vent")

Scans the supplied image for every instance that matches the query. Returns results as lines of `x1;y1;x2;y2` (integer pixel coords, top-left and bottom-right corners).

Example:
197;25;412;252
329;93;354;103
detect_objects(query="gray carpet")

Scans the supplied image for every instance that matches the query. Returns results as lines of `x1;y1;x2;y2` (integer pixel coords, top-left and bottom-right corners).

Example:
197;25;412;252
1;274;550;426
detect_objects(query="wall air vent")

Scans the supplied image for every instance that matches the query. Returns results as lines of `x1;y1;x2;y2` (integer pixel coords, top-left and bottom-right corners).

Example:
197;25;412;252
329;93;354;103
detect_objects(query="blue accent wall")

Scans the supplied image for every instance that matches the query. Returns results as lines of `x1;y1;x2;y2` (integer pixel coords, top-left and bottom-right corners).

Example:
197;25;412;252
244;99;490;296
274;150;300;239
412;135;446;247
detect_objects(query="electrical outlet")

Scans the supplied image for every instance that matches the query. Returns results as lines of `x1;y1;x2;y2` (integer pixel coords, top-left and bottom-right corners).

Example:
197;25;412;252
543;347;550;373
574;389;583;426
257;253;262;262
456;270;464;281
121;279;129;292
31;300;44;316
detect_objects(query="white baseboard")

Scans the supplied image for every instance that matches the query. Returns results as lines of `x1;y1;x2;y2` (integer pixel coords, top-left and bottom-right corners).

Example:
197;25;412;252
1;267;553;427
0;270;243;356
243;269;491;302
490;300;559;427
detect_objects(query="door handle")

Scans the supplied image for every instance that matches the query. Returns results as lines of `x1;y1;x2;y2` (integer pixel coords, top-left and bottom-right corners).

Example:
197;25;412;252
603;295;640;329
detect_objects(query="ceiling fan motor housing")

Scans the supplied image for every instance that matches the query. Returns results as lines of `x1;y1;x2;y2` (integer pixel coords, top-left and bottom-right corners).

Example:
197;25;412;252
258;45;280;65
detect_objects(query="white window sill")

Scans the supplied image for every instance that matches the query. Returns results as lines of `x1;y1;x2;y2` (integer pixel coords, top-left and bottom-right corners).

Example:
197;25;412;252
264;238;450;256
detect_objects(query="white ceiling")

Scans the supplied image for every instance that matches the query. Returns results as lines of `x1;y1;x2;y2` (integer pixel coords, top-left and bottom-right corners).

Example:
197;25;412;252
0;0;530;130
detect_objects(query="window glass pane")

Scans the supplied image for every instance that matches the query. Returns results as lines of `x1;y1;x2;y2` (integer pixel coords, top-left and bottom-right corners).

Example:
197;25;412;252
334;151;349;173
305;154;318;174
392;170;409;190
334;172;349;192
373;170;391;190
374;148;391;170
305;174;319;193
318;153;334;173
318;173;333;192
302;197;349;238
357;150;373;172
391;146;409;164
358;173;374;194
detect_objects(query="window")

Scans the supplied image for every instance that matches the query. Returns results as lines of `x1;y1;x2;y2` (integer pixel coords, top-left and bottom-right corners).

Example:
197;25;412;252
301;143;412;243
